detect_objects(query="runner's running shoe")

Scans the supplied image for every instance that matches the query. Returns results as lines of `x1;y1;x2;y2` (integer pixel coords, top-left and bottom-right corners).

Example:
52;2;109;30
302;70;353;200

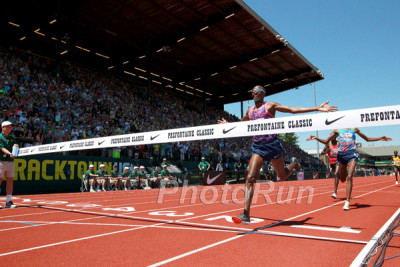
343;201;350;211
232;213;250;224
5;201;16;208
331;193;337;199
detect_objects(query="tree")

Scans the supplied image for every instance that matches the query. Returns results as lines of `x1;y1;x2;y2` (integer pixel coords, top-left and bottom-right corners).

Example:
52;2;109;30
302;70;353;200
278;132;299;146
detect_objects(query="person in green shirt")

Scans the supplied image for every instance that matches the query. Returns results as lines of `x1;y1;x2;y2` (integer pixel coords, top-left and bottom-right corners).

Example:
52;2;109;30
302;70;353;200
120;167;131;190
198;157;211;181
0;121;17;208
149;166;160;188
110;164;121;190
198;157;211;171
161;165;174;188
85;164;99;192
130;166;139;189
96;164;109;191
138;166;148;189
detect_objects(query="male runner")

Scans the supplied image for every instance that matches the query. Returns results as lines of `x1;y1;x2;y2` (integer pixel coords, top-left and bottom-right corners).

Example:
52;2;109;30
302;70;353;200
307;136;341;198
218;85;338;224
309;128;391;210
391;150;400;185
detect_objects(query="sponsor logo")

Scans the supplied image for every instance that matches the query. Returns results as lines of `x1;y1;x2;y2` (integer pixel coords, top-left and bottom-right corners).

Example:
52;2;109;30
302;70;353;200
150;134;160;140
98;140;106;145
223;126;236;134
60;145;65;149
30;148;35;153
206;173;224;185
325;116;345;125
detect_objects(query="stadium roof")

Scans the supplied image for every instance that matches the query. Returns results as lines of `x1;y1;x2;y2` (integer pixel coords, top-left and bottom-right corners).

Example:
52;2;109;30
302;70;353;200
357;146;400;157
3;0;324;105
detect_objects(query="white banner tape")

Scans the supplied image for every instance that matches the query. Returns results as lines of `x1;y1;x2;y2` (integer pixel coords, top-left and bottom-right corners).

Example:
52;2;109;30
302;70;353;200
18;104;400;156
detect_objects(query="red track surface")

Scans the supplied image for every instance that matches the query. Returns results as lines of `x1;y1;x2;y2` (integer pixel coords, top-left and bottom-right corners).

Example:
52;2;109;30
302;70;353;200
0;175;399;266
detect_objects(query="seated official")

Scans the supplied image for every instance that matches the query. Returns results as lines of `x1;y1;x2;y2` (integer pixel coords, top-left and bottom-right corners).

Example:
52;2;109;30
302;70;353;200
160;165;174;188
138;166;148;189
120;167;131;190
96;164;110;191
130;166;139;189
149;166;161;188
85;164;99;192
110;164;121;190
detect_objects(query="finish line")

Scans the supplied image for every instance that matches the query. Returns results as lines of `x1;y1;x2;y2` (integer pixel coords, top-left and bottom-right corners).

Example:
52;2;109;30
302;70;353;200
18;104;400;156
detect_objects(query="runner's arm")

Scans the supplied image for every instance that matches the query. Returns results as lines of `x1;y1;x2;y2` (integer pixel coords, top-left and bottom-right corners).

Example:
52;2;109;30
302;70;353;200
306;130;338;144
273;101;337;114
355;128;392;142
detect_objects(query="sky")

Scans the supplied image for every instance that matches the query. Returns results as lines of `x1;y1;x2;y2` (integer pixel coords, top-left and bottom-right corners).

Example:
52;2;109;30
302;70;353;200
225;0;400;152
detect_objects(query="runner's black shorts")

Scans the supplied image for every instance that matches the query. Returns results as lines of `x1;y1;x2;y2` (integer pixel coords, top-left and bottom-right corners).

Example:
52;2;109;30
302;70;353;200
251;139;284;161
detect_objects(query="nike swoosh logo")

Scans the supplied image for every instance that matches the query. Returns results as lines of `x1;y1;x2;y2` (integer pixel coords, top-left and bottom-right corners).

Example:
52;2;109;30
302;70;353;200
150;134;160;140
60;145;65;149
325;116;345;125
223;126;236;134
98;140;106;145
30;149;35;153
206;173;224;185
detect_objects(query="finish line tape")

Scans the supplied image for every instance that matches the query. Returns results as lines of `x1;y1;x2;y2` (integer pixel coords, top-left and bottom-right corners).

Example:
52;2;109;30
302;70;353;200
18;104;400;156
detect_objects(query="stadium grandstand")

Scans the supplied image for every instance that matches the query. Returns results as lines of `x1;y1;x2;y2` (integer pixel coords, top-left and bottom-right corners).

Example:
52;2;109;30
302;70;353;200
2;0;328;194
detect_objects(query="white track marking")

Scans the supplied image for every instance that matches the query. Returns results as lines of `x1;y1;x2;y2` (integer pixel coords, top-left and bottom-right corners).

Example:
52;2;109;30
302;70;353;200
148;236;243;267
0;222;168;257
290;225;361;234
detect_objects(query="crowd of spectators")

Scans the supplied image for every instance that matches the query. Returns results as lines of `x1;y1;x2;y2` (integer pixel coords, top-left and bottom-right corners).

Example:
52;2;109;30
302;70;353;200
0;46;325;171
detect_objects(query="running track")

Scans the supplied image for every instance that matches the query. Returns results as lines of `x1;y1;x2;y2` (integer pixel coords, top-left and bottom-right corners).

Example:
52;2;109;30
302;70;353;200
0;175;399;266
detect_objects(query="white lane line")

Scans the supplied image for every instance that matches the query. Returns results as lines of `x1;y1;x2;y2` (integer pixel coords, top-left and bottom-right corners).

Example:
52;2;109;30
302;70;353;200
0;222;168;257
0;215;105;233
148;235;243;267
1;221;144;227
290;225;361;234
0;210;63;219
